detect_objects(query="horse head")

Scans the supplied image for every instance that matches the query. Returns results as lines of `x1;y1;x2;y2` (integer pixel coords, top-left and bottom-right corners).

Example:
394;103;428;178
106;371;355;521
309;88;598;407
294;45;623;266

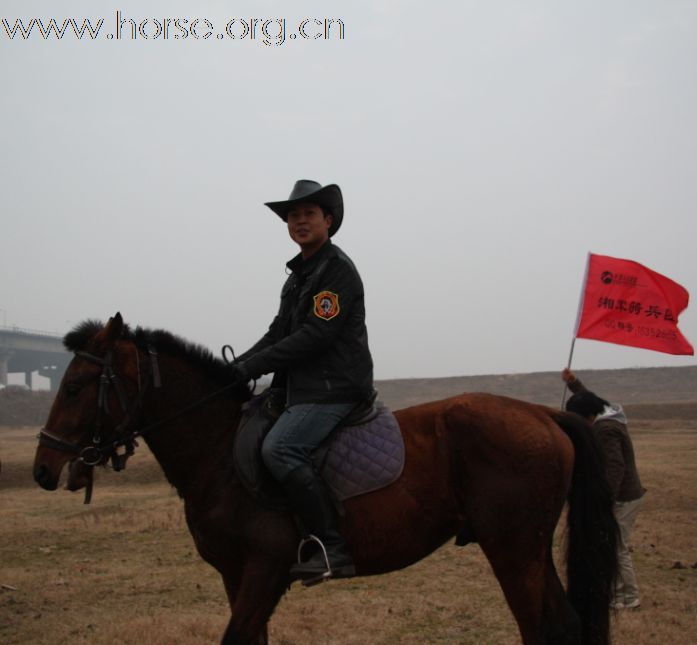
33;312;143;496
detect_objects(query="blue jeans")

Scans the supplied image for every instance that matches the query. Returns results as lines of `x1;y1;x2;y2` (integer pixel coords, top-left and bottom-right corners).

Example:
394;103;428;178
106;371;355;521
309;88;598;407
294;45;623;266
261;402;355;482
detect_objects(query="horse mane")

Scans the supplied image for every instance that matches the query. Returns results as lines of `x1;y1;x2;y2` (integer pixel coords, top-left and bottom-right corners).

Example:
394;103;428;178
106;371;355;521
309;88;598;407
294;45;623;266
64;319;234;383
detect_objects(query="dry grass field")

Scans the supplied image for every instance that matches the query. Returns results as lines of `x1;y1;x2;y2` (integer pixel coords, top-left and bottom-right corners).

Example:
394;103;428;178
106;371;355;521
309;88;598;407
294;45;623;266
1;408;696;643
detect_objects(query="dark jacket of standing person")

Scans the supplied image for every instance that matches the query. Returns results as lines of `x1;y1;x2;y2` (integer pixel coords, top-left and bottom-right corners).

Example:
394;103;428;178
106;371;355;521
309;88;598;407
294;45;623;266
566;376;645;502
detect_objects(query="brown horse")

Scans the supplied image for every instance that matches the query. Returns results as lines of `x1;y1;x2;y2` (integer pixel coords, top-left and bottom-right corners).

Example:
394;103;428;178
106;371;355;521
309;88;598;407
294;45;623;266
33;314;618;645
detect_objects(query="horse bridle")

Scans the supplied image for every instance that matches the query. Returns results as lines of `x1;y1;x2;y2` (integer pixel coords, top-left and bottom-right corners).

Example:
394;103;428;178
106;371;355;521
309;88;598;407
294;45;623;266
38;346;162;472
38;343;243;502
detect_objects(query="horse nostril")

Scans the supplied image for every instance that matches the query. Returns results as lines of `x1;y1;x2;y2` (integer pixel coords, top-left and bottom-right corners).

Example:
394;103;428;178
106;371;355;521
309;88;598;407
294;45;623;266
33;464;57;490
33;465;47;483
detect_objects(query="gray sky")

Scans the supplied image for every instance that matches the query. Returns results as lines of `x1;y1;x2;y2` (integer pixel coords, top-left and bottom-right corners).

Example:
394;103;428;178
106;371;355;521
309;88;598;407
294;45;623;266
2;0;695;380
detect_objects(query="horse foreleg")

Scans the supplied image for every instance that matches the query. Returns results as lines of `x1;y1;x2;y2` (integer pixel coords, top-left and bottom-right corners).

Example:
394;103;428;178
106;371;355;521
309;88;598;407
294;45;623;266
221;557;290;645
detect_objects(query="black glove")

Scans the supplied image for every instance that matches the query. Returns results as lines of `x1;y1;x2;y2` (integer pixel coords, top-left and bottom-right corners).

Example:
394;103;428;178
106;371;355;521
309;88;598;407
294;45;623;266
229;362;250;387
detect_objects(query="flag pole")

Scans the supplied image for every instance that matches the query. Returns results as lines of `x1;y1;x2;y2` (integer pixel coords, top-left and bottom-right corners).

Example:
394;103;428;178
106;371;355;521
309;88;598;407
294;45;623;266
560;337;577;409
561;253;591;409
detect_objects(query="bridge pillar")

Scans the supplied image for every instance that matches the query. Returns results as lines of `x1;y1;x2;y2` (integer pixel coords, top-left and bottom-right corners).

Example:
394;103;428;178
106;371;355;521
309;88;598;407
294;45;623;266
39;365;65;392
25;371;35;389
0;351;12;386
0;330;68;391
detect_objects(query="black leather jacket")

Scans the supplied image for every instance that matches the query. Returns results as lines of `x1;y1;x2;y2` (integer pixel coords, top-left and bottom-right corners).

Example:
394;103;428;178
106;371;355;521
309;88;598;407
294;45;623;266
237;240;374;406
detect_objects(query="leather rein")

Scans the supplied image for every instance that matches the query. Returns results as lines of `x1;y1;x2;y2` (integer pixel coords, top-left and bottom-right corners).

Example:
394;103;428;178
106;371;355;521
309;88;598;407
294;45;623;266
37;345;241;502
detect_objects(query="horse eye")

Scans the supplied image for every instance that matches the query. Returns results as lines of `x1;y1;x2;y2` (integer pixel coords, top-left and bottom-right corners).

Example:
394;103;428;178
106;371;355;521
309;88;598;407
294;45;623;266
64;383;81;397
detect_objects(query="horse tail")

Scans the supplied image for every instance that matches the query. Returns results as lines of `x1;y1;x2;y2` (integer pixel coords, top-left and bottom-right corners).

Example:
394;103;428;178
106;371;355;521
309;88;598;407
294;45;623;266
552;410;619;645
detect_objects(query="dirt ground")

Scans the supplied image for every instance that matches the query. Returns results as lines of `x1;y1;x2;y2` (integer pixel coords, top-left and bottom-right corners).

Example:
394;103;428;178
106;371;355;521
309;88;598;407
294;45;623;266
1;418;696;644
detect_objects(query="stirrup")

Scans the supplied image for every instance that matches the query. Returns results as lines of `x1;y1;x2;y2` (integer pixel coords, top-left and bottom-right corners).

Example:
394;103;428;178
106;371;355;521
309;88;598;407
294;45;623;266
296;534;332;587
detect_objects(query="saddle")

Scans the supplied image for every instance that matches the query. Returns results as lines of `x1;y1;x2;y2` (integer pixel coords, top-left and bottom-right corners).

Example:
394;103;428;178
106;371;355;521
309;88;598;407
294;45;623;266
233;389;405;511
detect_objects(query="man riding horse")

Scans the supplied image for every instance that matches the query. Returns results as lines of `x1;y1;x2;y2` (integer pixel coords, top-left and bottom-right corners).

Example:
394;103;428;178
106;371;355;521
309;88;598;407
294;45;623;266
229;180;374;582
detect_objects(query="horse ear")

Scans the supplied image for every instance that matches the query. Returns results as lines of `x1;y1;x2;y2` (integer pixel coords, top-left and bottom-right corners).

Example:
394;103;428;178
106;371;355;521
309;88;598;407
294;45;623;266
103;312;124;344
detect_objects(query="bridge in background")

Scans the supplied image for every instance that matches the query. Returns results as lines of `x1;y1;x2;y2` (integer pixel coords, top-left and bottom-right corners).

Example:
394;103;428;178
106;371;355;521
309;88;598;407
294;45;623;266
0;326;69;391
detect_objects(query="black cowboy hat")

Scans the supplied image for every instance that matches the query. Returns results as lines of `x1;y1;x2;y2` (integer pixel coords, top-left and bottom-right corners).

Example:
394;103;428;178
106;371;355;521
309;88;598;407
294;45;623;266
265;179;343;237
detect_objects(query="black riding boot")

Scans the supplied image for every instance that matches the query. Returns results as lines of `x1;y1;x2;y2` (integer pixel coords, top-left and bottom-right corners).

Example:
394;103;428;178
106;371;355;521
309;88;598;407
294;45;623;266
281;464;356;582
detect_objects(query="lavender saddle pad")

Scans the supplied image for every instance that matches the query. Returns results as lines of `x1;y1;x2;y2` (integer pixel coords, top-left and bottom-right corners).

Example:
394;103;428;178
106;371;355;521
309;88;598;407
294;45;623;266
322;404;404;501
233;397;405;510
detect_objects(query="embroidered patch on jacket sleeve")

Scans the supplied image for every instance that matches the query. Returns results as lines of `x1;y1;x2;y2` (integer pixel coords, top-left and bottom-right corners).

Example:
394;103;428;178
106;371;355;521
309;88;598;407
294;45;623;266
313;291;340;320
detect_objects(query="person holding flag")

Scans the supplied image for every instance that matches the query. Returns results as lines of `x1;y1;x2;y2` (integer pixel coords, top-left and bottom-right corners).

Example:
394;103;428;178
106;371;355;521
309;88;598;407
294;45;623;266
560;254;692;610
562;368;646;610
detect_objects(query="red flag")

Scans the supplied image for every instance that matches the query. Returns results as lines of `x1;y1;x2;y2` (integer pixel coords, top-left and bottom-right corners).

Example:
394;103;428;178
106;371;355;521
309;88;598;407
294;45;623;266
575;253;693;355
